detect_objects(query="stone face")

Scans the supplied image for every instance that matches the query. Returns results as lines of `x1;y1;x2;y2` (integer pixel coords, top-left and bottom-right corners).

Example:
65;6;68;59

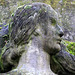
0;2;75;75
0;0;75;42
0;2;59;75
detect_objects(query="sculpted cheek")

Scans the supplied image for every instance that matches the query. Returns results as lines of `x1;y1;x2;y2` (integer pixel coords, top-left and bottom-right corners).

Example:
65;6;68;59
43;36;61;55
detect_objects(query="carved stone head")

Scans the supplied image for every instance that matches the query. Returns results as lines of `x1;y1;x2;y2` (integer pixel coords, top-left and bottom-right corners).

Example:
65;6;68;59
11;2;63;55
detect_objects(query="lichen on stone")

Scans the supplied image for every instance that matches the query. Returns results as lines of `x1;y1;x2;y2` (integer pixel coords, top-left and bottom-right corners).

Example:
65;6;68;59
39;7;46;13
24;12;28;16
24;5;32;10
18;5;24;9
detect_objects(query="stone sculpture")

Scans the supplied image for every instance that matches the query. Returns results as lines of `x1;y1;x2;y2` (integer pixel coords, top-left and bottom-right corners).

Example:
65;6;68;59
0;2;75;75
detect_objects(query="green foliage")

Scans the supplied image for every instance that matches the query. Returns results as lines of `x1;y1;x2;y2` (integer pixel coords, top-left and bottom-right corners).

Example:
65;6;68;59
43;0;51;4
0;40;9;70
17;1;31;7
0;20;11;70
43;0;73;10
61;40;75;55
0;56;3;70
0;46;6;70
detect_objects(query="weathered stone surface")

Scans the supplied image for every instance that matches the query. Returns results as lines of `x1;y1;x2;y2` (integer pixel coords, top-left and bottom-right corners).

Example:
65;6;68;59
0;0;75;42
57;1;75;41
0;2;60;75
55;50;75;74
0;2;75;75
62;28;75;41
50;48;75;75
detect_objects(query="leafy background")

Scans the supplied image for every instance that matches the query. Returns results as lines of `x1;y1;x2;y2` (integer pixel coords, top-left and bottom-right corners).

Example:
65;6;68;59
61;40;75;55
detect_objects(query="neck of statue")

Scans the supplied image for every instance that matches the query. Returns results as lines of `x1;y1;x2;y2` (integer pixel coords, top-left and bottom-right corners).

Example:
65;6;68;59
16;36;55;75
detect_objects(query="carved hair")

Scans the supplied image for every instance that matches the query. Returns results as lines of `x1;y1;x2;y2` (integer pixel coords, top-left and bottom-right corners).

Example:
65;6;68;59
11;2;58;45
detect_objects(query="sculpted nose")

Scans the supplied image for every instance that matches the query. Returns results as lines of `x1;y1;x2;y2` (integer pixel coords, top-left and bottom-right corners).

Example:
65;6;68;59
56;25;64;37
59;29;64;37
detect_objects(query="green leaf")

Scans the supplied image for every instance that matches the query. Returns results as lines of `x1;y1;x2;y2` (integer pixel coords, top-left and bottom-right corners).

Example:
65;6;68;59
61;40;75;55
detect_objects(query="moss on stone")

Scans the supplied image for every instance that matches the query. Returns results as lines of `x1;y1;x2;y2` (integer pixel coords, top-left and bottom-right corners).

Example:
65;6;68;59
39;7;47;14
0;45;7;70
18;5;24;9
24;5;32;10
24;13;28;16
